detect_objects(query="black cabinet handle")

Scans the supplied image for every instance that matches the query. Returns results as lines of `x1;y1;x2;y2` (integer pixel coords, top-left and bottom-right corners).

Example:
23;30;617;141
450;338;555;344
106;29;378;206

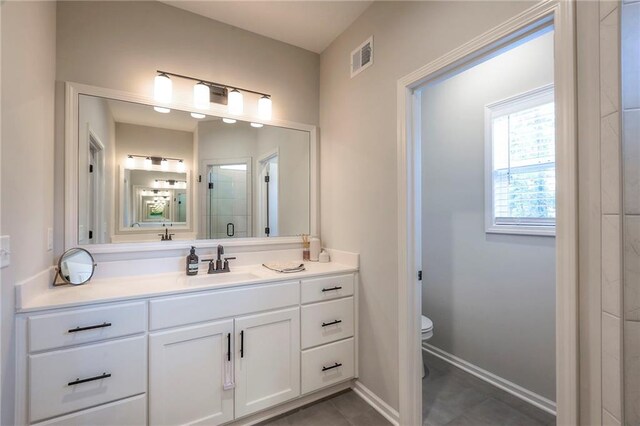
240;330;244;358
227;333;231;362
322;286;342;292
68;322;112;333
68;372;111;386
322;320;343;327
321;362;342;372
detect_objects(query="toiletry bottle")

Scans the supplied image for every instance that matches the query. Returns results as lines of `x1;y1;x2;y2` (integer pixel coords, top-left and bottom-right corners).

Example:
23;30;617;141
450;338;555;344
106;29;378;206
186;246;199;275
310;237;321;261
302;234;311;261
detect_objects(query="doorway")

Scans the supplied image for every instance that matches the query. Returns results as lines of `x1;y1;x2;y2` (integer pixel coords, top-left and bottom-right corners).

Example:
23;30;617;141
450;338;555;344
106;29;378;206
87;130;105;244
419;27;556;425
258;151;279;237
396;3;577;425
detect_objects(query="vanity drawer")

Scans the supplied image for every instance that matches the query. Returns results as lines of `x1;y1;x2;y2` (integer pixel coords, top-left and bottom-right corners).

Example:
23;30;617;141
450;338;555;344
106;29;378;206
301;274;354;304
301;297;354;349
150;280;299;330
31;394;146;426
29;336;146;423
301;338;355;394
28;302;147;352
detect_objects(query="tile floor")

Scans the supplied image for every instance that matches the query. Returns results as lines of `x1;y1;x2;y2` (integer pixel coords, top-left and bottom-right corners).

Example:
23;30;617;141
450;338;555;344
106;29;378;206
261;351;556;426
260;389;390;426
421;351;556;426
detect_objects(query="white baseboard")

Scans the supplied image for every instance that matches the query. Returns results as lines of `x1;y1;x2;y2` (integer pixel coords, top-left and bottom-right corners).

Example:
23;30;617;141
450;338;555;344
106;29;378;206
351;380;400;426
423;343;557;416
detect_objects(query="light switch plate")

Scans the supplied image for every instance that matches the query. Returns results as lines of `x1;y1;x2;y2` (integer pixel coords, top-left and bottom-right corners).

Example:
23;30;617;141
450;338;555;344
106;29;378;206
0;235;10;268
47;228;53;251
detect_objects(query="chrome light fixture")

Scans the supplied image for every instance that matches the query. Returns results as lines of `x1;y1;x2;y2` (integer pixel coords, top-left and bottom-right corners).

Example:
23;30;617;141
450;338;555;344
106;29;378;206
258;95;272;120
192;82;210;119
228;89;243;115
153;73;172;113
152;71;271;121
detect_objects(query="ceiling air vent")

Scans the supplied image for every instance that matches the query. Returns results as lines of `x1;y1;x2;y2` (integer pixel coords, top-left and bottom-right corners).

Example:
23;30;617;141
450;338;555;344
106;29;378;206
351;36;373;78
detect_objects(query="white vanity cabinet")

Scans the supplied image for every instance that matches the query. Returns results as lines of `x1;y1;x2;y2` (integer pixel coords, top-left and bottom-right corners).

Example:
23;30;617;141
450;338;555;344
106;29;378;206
299;274;357;395
149;320;234;426
16;271;357;426
19;302;148;425
234;307;300;418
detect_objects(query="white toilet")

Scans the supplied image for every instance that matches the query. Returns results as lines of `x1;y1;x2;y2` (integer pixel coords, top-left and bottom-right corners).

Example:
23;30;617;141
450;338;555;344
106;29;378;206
421;315;434;378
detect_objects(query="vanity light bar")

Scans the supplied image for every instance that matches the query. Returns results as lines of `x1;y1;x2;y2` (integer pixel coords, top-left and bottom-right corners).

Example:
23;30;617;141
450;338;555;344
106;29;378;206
154;70;272;120
126;155;185;172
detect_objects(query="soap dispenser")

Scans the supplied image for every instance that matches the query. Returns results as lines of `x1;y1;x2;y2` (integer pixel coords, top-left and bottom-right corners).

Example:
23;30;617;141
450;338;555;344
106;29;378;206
186;246;199;275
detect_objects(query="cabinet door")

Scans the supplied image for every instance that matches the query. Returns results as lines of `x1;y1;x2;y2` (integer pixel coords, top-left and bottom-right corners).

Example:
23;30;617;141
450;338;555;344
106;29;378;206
234;307;300;418
149;320;234;426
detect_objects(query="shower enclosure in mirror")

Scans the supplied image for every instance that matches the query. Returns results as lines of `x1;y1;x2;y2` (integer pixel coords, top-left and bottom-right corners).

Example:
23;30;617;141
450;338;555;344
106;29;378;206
68;85;313;246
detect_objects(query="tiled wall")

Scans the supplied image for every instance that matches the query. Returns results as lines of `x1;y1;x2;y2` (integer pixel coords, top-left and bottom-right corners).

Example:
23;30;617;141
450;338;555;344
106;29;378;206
622;0;640;423
600;1;624;424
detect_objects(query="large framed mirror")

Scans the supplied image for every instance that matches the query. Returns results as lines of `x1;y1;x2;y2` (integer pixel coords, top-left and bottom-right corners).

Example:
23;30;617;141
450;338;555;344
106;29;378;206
65;83;317;250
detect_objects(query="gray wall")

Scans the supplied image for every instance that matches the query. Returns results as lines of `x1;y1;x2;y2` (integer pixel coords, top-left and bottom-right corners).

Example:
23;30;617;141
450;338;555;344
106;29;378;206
319;0;536;410
421;31;556;400
1;2;57;424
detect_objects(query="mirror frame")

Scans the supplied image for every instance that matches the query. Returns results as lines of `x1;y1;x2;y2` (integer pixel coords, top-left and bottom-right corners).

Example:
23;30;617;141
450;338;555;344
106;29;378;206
65;81;319;253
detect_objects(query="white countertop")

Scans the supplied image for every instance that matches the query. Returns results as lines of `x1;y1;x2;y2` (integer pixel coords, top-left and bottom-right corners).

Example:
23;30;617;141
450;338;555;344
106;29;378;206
17;261;358;313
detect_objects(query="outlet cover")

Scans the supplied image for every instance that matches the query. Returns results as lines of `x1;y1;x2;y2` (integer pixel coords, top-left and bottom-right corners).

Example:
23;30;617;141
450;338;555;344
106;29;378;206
1;235;10;268
47;228;53;251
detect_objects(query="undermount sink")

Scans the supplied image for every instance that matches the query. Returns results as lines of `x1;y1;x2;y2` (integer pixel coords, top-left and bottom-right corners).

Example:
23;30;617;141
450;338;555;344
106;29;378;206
185;271;261;286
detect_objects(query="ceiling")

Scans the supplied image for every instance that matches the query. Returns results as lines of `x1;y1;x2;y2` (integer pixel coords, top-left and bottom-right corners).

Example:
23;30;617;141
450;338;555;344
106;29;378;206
160;1;373;53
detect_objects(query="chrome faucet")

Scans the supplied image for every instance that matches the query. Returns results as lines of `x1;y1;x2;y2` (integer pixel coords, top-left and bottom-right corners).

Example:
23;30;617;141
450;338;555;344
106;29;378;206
158;228;175;241
202;245;236;274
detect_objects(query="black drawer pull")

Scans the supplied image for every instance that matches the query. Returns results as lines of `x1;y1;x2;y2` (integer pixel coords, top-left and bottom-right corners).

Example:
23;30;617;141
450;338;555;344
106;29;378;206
240;330;244;358
68;372;111;386
322;320;343;327
322;286;342;292
227;333;231;361
322;362;342;372
68;322;112;333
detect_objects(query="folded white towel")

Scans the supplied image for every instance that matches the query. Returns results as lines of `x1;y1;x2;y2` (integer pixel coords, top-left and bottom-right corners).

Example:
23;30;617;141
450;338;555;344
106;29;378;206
262;262;306;273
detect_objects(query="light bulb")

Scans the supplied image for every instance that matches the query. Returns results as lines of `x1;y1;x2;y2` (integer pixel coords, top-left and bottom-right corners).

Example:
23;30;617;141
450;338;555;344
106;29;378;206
176;160;186;173
191;112;206;119
126;155;135;168
154;73;172;112
258;95;272;120
144;157;152;169
222;118;236;124
193;82;210;110
161;158;168;171
154;107;170;114
251;122;263;128
228;89;243;115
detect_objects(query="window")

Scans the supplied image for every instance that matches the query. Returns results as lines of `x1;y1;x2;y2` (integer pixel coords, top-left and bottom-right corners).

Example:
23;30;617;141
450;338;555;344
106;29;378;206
485;85;555;236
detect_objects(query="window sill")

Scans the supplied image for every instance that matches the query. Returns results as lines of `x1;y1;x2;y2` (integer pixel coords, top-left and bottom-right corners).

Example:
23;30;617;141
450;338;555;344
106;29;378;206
486;225;556;237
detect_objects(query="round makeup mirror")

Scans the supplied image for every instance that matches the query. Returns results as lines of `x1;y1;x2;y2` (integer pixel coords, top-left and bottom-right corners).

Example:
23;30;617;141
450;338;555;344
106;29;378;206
56;248;96;285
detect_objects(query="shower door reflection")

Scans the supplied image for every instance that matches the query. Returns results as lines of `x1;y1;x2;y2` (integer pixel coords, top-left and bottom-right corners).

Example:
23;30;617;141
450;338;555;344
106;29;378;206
206;161;252;239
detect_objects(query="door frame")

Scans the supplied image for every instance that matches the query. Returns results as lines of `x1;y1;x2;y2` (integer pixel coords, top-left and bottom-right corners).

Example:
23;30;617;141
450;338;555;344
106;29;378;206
257;148;280;237
396;2;577;425
87;127;105;244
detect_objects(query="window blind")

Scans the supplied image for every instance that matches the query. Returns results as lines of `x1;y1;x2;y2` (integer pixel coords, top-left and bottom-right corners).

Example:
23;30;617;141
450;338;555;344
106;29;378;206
492;101;555;226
